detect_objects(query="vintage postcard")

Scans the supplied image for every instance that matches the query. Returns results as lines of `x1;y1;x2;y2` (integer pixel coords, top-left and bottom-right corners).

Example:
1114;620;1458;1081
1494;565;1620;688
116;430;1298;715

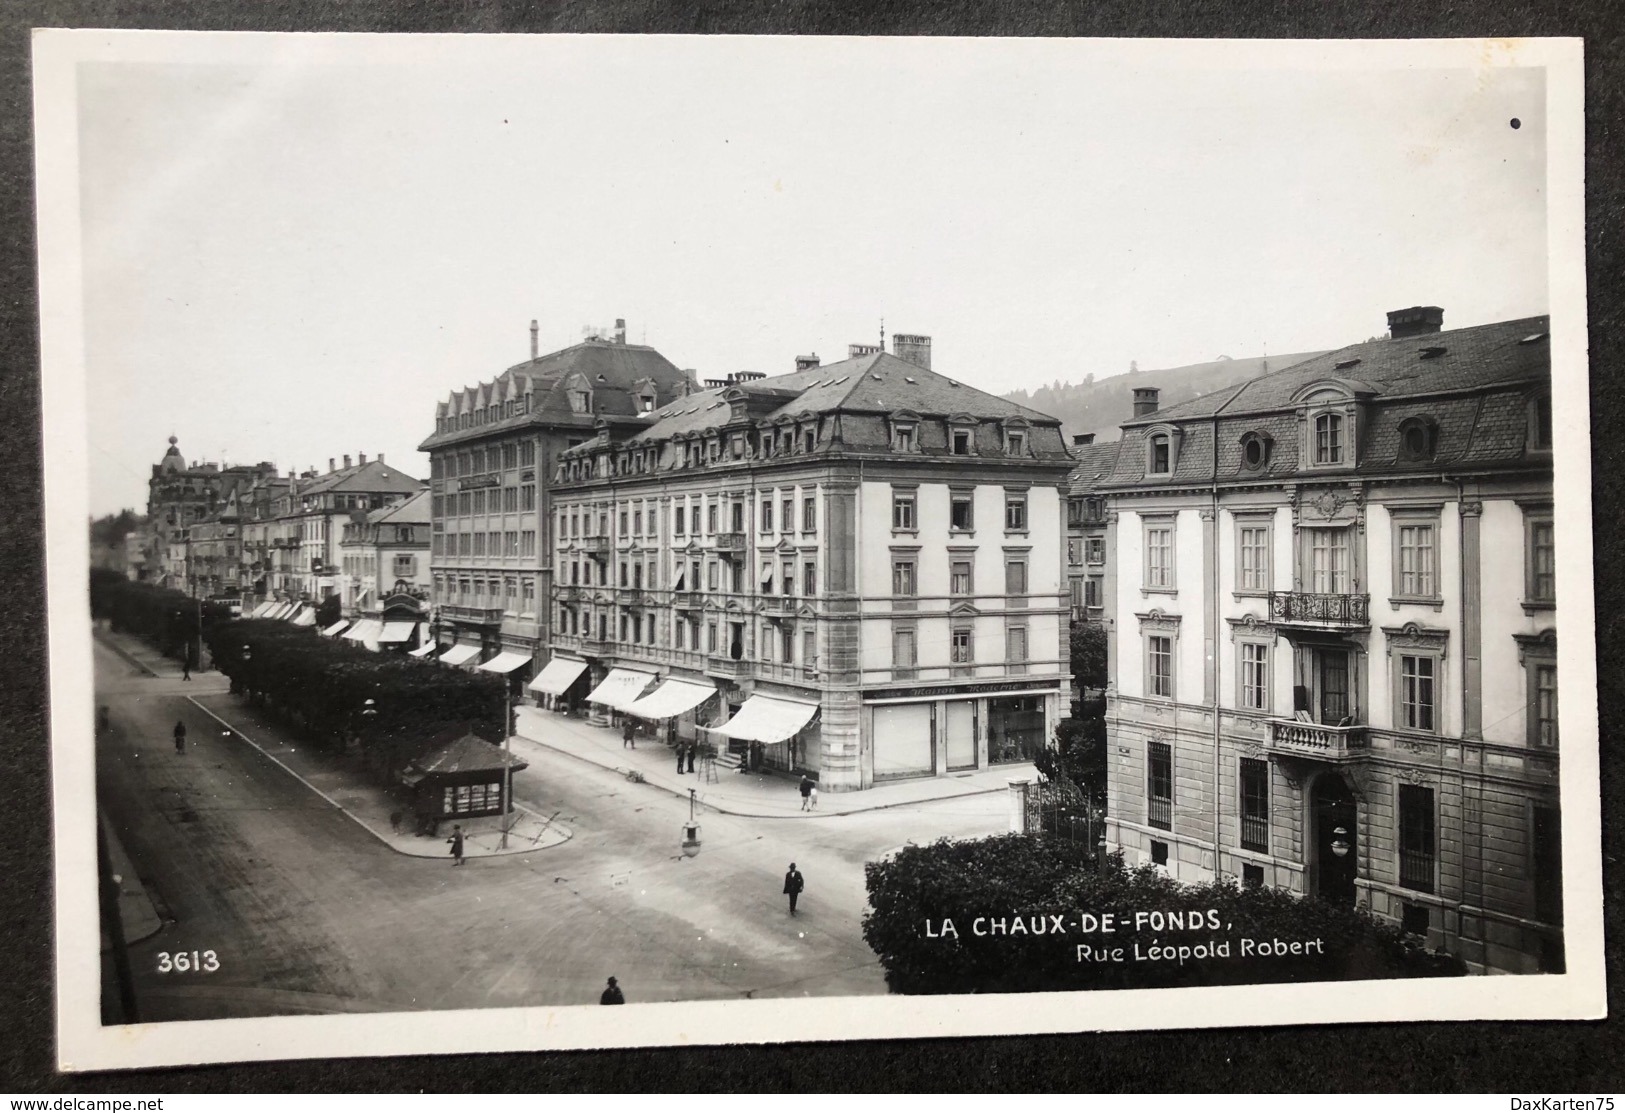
35;31;1600;1072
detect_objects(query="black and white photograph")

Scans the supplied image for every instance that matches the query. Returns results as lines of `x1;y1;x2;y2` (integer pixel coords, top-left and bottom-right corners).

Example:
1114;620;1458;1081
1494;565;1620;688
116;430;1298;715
33;31;1599;1071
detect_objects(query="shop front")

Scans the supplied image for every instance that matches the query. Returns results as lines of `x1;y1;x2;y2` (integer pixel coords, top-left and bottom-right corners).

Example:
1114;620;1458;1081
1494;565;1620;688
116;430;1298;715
624;677;719;746
701;692;821;774
861;678;1059;784
528;655;590;712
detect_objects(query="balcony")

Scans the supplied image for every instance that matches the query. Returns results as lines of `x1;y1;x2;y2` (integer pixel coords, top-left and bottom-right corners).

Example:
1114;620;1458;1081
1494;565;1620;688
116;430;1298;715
553;585;584;601
579;535;611;556
713;532;747;552
580;637;614;657
1266;718;1370;762
760;595;795;614
1269;591;1369;629
441;603;506;626
706;655;752;680
673;591;704;609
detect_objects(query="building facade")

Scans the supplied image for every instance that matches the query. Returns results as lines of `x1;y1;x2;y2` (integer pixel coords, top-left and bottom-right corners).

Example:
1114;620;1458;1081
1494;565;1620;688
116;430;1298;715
1065;434;1118;629
337;489;433;641
143;436;275;593
418;320;696;682
1099;308;1560;973
545;336;1075;791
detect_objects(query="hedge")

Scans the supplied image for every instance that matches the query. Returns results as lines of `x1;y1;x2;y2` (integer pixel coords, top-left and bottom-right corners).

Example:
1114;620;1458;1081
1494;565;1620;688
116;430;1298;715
863;835;1466;994
90;568;217;664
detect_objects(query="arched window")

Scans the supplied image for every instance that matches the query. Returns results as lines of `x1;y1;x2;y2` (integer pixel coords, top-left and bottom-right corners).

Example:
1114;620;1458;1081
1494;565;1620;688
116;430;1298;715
1314;413;1344;464
1149;434;1171;474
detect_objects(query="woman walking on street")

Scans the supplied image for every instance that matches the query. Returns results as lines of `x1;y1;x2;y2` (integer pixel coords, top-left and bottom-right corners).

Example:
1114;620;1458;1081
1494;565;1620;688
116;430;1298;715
798;774;814;811
447;824;466;867
172;720;186;754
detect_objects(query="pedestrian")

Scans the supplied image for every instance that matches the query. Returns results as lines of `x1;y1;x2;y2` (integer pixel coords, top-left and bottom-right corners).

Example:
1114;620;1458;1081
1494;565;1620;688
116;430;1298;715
389;810;403;834
783;862;804;916
599;976;625;1005
447;824;465;867
686;742;696;774
622;717;636;749
809;784;819;810
181;656;191;681
798;774;813;811
172;720;186;754
676;740;687;774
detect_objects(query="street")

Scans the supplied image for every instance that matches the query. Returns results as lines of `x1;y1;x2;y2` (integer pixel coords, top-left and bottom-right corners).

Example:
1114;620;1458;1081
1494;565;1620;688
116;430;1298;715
93;636;1008;1020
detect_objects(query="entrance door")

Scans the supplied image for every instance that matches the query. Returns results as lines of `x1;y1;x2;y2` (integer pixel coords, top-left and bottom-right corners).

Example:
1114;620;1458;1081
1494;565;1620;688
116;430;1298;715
1318;649;1350;725
945;700;977;770
1312;773;1358;906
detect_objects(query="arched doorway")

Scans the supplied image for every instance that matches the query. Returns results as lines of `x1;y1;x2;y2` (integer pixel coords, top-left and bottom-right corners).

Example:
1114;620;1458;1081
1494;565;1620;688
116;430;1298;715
1310;771;1358;906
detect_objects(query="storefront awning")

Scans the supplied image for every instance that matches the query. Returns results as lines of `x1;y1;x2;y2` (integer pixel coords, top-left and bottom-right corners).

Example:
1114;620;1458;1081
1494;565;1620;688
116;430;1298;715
408;642;439;658
290;607;317;627
250;601;276;618
478;650;532;674
377;620;417;644
343;618;382;642
320;620;349;637
586;667;657;710
437;643;481;667
625;679;717;721
529;656;589;694
702;694;820;744
265;602;290;620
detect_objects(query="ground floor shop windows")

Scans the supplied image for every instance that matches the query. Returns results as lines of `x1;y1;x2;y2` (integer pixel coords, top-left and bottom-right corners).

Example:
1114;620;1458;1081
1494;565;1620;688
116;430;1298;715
443;781;503;816
944;699;977;771
988;695;1044;765
873;703;934;779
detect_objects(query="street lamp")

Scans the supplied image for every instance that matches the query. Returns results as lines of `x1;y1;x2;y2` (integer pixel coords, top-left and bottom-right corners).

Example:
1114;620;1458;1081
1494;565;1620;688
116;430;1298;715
681;787;701;857
238;644;251;697
1330;826;1351;858
499;682;514;849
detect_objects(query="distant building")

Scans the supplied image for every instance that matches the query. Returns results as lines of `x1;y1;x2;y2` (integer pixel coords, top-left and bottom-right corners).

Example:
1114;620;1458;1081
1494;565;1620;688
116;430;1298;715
278;454;423;606
1097;307;1559;973
545;334;1075;791
143;436;276;593
1064;433;1119;629
337;489;433;648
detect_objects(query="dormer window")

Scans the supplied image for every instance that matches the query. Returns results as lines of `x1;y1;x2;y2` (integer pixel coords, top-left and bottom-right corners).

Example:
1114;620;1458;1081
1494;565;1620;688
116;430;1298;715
803;429;816;453
1240;431;1272;471
952;430;970;455
894;424;916;452
569;389;592;414
1150;435;1170;474
1397;416;1439;462
1528;393;1553;452
1314;413;1345;464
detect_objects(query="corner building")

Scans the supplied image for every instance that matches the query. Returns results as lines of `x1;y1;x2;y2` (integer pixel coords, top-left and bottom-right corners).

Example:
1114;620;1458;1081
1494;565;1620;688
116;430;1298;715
418;322;696;683
1099;308;1561;973
546;337;1075;791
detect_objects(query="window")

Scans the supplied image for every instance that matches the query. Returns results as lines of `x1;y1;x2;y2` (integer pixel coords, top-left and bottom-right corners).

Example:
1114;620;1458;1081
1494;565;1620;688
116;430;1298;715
1239;758;1269;852
1534;662;1559;748
803;628;818;671
673;506;685;537
1085;576;1103;608
1314;413;1344;464
1145;521;1175;590
781;624;794;662
892;491;917;531
1399;654;1437;732
802;496;817;532
1067;539;1082;565
1240;432;1271;471
1229;520;1269;592
894;424;915;452
1398;784;1436;893
707;561;719;591
1006;430;1026;456
1529;393;1553;452
1086;537;1105;565
1149;435;1171;475
952;429;971;455
1148;635;1174;699
950;626;973;667
707;504;718;534
1401;903;1430;937
1150;840;1169;866
1394;519;1438;599
803;561;817;596
1398;418;1437;462
1525;511;1555;607
892;628;917;672
1242;863;1264;887
781;560;795;597
761;498;774;533
1004;559;1028;595
1306;527;1351;593
951;559;973;595
950;492;974;531
760;560;775;596
782;497;794;531
1147;741;1172;830
689;505;700;535
1240;641;1269;710
1006;626;1028;670
892;559;917;597
1004;492;1027;532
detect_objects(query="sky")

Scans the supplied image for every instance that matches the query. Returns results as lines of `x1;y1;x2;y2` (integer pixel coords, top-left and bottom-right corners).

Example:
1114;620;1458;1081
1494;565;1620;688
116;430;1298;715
73;37;1550;515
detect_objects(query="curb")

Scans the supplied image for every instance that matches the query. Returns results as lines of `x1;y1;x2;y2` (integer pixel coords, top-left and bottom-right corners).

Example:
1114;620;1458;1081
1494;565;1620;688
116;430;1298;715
513;732;1003;820
187;697;568;859
94;629;160;678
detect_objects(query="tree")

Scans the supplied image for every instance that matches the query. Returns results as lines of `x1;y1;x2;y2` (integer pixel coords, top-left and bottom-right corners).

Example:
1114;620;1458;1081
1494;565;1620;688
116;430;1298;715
1070;620;1108;693
316;594;343;629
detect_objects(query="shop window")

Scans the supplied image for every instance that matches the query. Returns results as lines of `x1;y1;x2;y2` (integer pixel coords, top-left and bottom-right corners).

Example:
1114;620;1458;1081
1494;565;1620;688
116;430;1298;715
1398;784;1436;893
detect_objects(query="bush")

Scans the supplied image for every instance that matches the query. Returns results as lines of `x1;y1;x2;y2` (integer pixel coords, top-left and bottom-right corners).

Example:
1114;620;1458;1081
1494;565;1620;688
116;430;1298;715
863;837;1467;995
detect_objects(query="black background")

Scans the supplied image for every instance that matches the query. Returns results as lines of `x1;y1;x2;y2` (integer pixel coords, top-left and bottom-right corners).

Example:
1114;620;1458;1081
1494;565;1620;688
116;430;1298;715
1;0;1619;1094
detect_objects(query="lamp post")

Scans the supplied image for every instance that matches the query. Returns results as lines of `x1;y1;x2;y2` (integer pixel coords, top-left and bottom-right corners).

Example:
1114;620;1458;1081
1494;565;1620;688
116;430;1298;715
681;787;701;856
360;696;377;767
239;644;251;698
499;681;514;849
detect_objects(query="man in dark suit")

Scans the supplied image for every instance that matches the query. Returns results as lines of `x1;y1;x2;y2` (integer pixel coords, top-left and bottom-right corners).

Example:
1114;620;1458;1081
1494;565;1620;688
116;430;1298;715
783;863;805;916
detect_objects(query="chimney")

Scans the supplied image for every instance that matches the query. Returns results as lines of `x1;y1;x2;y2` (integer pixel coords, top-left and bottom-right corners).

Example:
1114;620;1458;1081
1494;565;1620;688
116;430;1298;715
343;455;352;469
359;452;367;465
329;457;336;473
1387;305;1444;339
892;333;932;370
795;354;821;372
848;343;882;358
734;371;766;383
1072;433;1096;447
378;452;385;464
704;377;728;390
529;319;539;360
1132;387;1160;418
614;318;627;345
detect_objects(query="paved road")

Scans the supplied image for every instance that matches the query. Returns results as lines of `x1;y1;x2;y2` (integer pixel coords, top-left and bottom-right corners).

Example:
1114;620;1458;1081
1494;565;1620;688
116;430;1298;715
94;637;1006;1020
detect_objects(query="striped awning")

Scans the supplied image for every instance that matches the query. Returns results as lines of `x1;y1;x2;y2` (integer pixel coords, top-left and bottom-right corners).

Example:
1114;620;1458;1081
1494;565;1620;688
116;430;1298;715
528;656;588;694
320;620;350;637
437;643;481;667
700;694;819;744
478;650;533;674
586;668;657;710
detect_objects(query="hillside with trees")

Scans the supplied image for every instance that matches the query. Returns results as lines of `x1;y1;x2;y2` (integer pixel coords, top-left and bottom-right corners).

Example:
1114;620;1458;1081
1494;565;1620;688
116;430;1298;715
1004;351;1329;441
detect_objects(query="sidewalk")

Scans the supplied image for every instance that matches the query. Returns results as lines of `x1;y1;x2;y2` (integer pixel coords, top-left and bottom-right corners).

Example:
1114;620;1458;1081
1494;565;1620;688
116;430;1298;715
513;704;1036;819
189;692;572;859
95;625;223;688
100;810;163;944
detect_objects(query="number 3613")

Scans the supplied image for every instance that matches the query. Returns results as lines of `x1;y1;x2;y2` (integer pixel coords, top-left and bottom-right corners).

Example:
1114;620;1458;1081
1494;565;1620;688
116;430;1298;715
157;950;219;973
